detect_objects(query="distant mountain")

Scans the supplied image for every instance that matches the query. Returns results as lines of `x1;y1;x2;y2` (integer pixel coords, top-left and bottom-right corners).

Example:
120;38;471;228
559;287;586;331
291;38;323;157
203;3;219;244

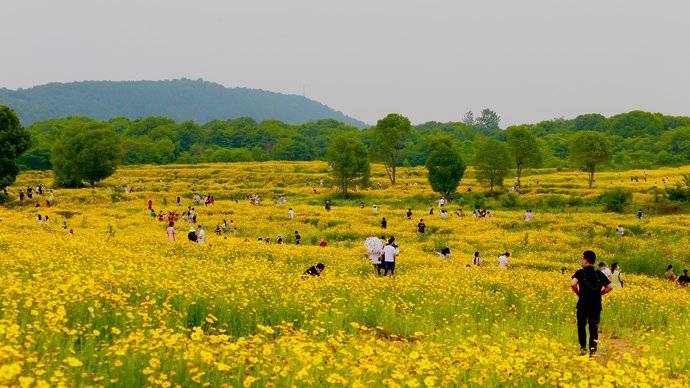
0;79;367;127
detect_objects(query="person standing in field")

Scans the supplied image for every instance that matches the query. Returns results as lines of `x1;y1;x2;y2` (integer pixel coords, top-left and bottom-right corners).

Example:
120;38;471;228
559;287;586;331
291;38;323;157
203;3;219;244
498;252;510;269
294;231;301;245
571;250;613;357
167;221;175;241
406;208;413;220
636;209;643;221
417;219;426;234
197;225;206;244
288;208;295;220
381;217;387;229
373;205;379;215
382;236;399;276
147;199;153;210
610;262;624;288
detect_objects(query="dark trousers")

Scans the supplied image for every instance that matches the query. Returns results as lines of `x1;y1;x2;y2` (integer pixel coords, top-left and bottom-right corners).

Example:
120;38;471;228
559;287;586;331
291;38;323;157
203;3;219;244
576;308;601;350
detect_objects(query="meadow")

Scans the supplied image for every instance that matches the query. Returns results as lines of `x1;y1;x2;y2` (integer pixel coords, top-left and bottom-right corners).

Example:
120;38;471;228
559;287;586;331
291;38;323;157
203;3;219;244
1;162;689;387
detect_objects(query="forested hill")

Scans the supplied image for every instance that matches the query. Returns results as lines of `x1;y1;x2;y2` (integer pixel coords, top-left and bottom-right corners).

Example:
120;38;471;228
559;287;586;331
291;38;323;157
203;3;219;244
0;79;367;127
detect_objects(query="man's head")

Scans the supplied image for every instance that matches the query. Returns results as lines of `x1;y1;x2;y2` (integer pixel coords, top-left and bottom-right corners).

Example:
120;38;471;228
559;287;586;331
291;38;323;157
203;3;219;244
598;262;607;268
667;264;674;270
504;252;510;257
582;250;596;266
419;219;424;223
316;263;325;273
388;236;395;244
684;269;688;275
197;225;202;229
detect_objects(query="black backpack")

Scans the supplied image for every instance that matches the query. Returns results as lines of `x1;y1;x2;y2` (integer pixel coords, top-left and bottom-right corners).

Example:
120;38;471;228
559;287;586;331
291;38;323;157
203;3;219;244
580;268;603;297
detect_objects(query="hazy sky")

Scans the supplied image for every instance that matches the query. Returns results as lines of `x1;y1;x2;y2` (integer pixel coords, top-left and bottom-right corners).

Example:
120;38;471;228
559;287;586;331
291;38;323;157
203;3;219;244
3;0;690;125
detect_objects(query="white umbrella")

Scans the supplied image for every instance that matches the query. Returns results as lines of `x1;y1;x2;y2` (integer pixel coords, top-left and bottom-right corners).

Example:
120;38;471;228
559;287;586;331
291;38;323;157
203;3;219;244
364;236;384;254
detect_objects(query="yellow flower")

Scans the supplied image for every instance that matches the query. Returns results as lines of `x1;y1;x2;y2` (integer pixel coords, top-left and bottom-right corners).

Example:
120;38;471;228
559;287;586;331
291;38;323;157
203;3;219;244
64;357;83;367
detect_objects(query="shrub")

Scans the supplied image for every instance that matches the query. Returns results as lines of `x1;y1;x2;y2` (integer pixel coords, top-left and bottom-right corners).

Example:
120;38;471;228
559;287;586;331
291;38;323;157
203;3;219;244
598;188;633;213
500;193;520;209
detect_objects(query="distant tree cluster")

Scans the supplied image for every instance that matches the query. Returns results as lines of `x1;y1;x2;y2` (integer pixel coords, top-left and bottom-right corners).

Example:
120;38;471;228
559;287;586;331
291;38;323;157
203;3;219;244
4;105;690;193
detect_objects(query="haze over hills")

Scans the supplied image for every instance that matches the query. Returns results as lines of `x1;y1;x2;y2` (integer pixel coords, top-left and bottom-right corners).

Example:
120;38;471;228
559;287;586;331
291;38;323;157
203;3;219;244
0;79;367;127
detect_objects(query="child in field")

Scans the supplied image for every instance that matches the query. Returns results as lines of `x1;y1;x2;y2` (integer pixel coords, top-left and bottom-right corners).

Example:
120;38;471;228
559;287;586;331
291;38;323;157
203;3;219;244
406;208;413;219
167;222;175;241
288;208;295;220
498;252;510;269
381;217;387;229
472;251;483;266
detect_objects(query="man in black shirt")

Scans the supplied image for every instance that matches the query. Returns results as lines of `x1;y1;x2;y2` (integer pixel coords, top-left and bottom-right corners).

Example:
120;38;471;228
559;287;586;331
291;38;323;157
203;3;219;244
303;263;325;277
678;269;690;287
417;219;426;234
406;208;413;220
571;250;612;357
294;231;301;245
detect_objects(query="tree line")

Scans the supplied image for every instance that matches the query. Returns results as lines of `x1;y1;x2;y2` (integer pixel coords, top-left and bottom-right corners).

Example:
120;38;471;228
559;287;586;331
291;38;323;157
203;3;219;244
1;104;690;192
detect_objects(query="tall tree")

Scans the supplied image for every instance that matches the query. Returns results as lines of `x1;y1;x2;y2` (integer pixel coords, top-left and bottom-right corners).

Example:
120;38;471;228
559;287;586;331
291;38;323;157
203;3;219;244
506;126;542;188
326;132;370;197
475;108;501;133
474;139;510;192
51;123;123;187
569;131;612;188
369;113;411;185
0;105;31;189
462;111;475;127
426;137;466;198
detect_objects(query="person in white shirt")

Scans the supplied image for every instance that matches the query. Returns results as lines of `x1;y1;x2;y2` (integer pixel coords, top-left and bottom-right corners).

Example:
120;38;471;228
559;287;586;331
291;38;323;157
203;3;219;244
382;237;399;276
615;225;625;236
288;208;295;220
498;252;510;269
598;262;612;280
438;197;446;208
196;225;206;244
373;205;379;215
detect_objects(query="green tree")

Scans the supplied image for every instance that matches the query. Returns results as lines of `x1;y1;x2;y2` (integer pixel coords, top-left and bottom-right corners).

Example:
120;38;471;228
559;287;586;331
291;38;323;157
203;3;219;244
426;137;466;198
569;131;612;188
506;126;542;188
474;139;510;192
369;113;412;185
51;124;123;187
0;106;31;188
475;108;501;133
326;133;370;197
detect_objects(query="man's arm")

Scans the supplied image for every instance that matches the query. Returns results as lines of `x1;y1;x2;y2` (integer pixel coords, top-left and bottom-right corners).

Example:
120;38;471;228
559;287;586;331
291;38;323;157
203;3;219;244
601;284;613;295
571;278;579;296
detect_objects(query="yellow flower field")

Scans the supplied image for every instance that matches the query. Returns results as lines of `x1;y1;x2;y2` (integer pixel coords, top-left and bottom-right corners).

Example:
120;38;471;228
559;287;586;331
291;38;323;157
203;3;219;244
1;162;689;387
